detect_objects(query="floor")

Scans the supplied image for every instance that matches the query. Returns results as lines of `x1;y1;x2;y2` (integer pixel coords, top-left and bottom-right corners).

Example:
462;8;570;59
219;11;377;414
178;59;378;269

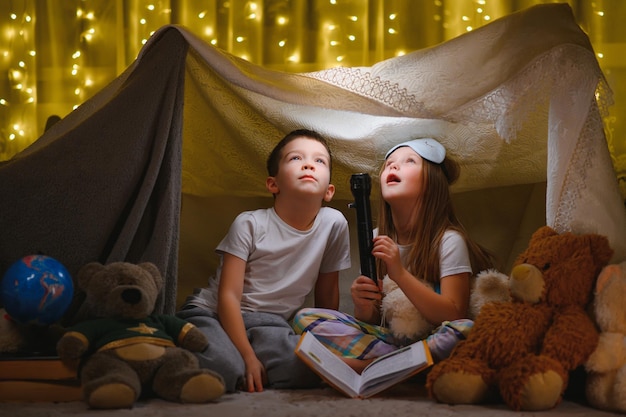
1;382;622;417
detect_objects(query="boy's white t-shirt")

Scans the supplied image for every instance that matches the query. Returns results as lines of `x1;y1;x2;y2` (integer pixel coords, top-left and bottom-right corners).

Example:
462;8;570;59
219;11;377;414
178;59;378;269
185;206;351;320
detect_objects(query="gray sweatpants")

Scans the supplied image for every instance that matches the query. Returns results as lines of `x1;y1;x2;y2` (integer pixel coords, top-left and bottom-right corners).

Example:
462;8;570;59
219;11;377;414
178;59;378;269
176;306;322;392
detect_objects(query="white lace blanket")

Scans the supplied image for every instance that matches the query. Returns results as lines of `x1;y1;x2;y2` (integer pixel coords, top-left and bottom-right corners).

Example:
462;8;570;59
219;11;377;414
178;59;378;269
176;3;625;261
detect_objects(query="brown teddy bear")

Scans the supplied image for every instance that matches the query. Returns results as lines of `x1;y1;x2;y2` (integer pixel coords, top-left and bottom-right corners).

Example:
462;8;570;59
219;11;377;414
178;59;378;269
56;261;225;409
585;261;626;413
426;226;613;411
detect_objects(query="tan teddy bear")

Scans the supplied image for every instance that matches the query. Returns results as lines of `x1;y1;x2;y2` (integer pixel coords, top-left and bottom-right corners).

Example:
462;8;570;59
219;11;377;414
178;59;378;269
426;226;613;411
56;261;225;409
585;261;626;413
381;269;510;341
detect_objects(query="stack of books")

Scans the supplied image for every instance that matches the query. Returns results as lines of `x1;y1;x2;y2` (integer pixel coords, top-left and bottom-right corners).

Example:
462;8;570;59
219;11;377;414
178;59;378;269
0;353;82;402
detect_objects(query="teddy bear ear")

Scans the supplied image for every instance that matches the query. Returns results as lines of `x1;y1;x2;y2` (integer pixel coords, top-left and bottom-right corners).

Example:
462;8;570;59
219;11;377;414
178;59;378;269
138;262;163;293
77;262;104;290
595;264;619;294
586;234;614;273
530;225;557;243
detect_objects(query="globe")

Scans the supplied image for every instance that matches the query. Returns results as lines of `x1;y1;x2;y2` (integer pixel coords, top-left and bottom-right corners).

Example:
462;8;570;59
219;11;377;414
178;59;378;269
1;255;74;325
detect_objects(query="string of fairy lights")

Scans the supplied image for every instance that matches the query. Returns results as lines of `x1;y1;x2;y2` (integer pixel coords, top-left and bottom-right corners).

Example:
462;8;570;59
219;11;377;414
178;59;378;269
0;0;619;175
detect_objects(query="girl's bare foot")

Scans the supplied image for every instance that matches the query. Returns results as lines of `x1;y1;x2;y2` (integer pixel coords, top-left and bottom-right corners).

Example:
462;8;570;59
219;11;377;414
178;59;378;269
341;357;375;374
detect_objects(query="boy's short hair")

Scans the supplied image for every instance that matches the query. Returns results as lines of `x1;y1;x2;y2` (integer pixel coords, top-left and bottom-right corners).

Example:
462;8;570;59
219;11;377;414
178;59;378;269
266;129;332;177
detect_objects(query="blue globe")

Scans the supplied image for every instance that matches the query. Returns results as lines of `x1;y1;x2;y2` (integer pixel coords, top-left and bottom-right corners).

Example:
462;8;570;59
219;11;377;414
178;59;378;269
1;255;74;325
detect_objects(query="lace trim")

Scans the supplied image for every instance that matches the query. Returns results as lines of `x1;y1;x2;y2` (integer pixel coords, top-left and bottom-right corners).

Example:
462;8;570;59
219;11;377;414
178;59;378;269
445;45;608;143
303;67;432;117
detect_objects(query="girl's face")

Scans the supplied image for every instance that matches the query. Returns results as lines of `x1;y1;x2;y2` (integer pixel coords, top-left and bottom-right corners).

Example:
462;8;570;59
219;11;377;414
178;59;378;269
380;146;424;203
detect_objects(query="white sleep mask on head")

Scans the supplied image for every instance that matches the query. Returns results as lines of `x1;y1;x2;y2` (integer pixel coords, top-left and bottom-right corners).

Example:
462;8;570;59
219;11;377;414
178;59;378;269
384;138;446;164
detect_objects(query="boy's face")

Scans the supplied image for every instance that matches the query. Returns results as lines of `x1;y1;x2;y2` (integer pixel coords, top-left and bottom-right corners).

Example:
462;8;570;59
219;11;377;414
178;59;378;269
266;137;335;202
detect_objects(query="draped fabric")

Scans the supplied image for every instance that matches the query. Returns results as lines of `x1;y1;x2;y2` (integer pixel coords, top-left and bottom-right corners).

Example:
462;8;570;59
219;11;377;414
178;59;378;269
1;4;624;318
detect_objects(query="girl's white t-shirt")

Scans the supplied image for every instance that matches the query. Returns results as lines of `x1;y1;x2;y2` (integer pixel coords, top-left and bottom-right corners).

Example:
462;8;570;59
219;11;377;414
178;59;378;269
384;229;472;282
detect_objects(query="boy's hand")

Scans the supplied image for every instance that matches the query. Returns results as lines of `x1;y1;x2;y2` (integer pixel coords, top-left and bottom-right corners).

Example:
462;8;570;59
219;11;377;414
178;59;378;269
242;353;267;392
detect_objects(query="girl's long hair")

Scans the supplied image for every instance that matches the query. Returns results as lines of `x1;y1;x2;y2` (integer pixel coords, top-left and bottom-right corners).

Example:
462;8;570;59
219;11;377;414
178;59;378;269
375;156;494;285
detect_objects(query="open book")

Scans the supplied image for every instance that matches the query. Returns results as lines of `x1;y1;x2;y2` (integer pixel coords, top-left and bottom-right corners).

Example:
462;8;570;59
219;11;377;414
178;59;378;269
295;331;433;399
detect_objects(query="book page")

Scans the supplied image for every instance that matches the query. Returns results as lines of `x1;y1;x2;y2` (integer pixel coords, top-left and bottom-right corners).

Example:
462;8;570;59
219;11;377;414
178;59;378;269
359;341;431;397
296;332;360;397
295;332;433;399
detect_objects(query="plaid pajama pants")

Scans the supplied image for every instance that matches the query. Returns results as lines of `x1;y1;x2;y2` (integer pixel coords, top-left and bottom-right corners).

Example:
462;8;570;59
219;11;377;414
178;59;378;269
292;307;473;361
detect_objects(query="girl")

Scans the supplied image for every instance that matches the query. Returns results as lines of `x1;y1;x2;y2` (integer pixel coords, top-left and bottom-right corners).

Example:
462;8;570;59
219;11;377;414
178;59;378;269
293;138;495;373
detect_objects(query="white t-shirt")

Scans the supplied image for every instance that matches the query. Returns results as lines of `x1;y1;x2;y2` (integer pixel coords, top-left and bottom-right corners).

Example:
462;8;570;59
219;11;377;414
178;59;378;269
185;207;351;319
383;229;472;291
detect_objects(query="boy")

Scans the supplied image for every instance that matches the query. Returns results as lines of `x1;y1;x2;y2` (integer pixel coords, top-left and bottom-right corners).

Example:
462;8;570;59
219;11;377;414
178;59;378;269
177;129;351;392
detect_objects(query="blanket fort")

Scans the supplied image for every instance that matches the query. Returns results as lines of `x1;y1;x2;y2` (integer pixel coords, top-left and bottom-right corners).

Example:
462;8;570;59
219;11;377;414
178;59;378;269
0;4;624;320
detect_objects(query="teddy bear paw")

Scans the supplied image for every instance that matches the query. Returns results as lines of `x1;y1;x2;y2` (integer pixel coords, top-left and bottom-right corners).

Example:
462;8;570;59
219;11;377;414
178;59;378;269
87;383;136;409
431;371;489;404
516;370;563;411
180;371;226;403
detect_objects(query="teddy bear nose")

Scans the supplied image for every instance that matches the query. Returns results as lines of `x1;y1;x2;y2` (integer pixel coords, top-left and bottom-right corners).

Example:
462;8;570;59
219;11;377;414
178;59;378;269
121;288;141;304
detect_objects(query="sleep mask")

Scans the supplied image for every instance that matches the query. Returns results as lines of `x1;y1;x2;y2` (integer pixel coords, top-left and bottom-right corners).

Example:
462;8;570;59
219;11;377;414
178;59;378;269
384;138;446;164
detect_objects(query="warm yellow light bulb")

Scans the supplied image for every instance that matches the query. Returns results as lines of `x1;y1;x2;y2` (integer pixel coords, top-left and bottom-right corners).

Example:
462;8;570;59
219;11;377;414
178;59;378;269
277;16;287;25
72;51;81;59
